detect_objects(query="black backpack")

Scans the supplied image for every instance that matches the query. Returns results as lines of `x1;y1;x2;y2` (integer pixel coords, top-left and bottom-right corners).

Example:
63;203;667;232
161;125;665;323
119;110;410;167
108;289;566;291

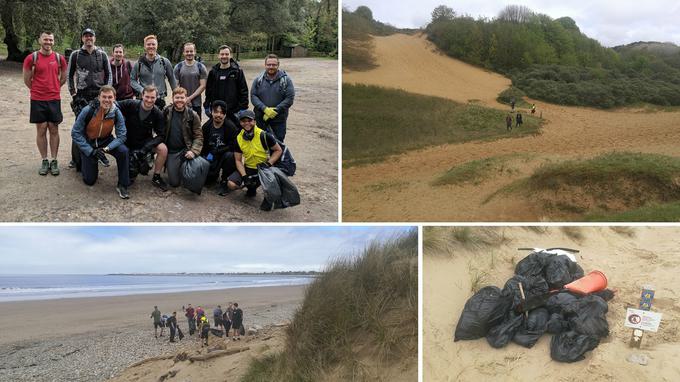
262;127;296;176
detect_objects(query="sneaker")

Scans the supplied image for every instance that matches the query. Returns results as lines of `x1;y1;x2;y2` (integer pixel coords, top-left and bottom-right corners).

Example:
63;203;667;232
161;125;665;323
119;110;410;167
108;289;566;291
151;175;168;192
99;155;110;167
49;159;59;176
260;198;273;211
39;159;49;176
246;188;257;197
116;184;129;199
217;181;229;196
68;160;75;169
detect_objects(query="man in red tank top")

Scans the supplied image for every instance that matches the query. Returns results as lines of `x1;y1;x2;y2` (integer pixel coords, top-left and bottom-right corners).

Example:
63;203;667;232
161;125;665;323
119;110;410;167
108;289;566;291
22;31;67;176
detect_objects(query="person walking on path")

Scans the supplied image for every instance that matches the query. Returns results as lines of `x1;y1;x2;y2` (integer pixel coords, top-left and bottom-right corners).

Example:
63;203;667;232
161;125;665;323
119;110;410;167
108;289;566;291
130;35;176;109
516;112;523;128
22;31;68;176
174;42;208;121
250;54;295;142
506;114;513;131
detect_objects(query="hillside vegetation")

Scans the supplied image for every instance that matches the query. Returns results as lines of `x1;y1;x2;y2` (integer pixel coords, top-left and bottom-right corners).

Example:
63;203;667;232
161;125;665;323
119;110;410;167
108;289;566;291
426;5;680;108
242;230;418;381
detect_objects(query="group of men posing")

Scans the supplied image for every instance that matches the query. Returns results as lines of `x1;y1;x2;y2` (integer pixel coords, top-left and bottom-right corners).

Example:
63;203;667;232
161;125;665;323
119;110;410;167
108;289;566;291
151;303;244;346
23;29;295;209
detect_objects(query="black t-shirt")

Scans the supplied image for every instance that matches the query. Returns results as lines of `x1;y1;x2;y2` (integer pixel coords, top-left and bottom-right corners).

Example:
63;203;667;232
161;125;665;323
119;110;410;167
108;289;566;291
167;111;185;153
234;131;277;154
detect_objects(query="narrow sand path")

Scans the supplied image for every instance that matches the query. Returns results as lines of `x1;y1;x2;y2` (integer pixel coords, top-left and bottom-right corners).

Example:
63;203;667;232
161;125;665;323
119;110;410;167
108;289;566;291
343;34;680;221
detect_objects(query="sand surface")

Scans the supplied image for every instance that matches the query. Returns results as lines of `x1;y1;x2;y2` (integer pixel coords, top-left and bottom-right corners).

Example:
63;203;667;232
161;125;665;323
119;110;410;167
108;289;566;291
424;226;680;381
0;285;304;381
0;57;337;222
342;34;680;221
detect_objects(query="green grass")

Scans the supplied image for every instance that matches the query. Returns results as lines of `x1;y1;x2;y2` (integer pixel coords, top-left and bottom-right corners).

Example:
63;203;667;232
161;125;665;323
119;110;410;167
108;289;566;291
432;154;524;186
497;87;533;109
241;230;418;382
486;152;680;220
585;201;680;222
342;84;543;166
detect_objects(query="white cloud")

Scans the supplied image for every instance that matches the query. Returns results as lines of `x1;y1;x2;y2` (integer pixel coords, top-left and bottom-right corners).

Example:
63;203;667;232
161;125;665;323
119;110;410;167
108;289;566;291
0;226;413;274
343;0;680;46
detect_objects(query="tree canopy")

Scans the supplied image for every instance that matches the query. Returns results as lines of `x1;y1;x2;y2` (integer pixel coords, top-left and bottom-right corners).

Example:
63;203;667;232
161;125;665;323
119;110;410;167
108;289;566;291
0;0;337;61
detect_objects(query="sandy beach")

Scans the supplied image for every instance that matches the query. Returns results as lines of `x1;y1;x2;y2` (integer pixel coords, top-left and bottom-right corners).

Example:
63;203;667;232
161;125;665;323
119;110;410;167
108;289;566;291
424;226;680;381
0;284;304;381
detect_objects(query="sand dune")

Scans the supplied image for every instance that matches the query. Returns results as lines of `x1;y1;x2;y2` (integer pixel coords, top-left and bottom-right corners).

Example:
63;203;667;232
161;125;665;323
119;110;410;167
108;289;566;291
424;227;680;381
342;34;680;221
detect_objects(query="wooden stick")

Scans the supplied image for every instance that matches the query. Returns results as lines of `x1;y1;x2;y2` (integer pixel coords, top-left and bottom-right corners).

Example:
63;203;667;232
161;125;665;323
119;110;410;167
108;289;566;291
518;282;529;319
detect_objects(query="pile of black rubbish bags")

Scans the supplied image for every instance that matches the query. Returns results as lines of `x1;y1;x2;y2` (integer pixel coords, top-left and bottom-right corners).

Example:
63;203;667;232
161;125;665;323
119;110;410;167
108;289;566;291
454;249;614;362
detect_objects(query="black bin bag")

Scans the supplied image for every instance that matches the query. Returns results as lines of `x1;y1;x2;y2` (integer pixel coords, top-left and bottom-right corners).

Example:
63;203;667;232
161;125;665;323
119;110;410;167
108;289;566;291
181;156;210;195
487;312;524;348
550;330;600;362
564;295;609;337
454;286;512;341
513;307;549;348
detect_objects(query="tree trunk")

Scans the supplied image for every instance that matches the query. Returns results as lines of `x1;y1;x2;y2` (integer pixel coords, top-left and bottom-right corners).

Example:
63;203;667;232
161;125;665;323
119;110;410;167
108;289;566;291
1;0;25;61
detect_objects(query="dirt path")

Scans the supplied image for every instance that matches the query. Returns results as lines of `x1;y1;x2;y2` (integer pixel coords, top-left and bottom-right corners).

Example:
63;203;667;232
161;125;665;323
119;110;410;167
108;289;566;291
0;57;337;222
343;34;680;221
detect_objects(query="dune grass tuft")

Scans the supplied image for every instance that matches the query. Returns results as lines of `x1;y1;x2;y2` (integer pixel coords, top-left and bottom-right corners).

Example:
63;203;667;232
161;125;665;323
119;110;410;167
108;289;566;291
242;230;418;382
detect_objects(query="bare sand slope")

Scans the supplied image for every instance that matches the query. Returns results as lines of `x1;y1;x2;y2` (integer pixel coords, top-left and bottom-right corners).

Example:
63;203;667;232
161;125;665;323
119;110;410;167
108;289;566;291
0;57;337;222
424;227;680;381
343;33;510;107
342;34;680;221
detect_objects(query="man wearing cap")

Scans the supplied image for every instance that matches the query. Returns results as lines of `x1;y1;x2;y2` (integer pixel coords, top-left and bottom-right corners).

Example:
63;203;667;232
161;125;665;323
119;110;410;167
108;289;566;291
250;54;295;142
227;109;282;210
200;100;239;195
67;28;112;170
131;35;176;110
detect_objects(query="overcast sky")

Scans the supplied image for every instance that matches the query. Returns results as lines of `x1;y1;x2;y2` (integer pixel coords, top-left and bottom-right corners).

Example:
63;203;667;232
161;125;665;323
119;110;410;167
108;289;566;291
0;226;413;274
343;0;680;46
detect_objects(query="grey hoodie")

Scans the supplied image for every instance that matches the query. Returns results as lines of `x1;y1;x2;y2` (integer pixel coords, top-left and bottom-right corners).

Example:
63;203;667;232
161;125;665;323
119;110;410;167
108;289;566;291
130;54;177;97
250;70;295;123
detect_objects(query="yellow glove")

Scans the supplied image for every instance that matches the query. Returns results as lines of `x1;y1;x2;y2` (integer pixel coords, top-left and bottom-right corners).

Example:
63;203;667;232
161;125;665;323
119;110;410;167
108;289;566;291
264;107;278;120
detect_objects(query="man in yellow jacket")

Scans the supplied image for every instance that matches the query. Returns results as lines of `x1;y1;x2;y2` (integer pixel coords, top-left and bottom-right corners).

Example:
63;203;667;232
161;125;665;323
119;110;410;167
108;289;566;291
227;109;282;210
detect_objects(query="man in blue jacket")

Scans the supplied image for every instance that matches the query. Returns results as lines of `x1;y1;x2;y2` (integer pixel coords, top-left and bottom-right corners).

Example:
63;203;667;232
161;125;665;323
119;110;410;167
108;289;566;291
250;54;295;142
71;85;130;199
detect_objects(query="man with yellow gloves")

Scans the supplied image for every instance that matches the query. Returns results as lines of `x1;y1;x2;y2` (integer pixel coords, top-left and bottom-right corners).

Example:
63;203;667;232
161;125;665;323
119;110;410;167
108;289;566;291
250;54;295;142
227;109;283;210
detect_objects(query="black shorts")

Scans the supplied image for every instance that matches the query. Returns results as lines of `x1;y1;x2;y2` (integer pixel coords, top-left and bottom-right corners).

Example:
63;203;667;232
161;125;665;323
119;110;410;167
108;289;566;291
30;100;63;124
154;322;163;329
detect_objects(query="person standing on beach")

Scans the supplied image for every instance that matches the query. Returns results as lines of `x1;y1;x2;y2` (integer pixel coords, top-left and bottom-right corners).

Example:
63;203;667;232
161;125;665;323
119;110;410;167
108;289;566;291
167;311;182;343
185;304;196;335
199;315;210;346
213;305;223;329
151;306;163;338
231;302;243;340
22;31;68;176
516;112;523;128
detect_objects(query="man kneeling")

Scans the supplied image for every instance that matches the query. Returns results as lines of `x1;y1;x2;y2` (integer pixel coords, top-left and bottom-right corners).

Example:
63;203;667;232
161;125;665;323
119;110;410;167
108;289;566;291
163;87;203;188
71;85;130;199
227;109;282;210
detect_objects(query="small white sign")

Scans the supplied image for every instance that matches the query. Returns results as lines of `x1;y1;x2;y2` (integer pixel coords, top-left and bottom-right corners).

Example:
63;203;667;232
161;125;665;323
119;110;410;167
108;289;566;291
625;308;662;332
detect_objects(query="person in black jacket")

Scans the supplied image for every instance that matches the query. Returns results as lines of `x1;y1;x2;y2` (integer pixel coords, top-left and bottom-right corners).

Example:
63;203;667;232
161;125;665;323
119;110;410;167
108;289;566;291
117;85;168;191
203;45;248;127
231;302;243;340
200;100;239;195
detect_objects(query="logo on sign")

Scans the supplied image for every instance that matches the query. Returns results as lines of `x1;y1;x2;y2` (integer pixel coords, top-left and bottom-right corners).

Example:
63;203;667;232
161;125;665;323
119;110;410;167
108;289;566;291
628;314;641;324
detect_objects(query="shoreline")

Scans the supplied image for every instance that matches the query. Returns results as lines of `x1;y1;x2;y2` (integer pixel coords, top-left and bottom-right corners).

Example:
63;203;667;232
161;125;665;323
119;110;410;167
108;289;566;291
0;284;305;382
0;284;306;345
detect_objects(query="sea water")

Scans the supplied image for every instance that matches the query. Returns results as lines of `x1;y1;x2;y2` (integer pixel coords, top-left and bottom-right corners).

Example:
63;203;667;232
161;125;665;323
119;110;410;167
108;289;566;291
0;274;314;302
